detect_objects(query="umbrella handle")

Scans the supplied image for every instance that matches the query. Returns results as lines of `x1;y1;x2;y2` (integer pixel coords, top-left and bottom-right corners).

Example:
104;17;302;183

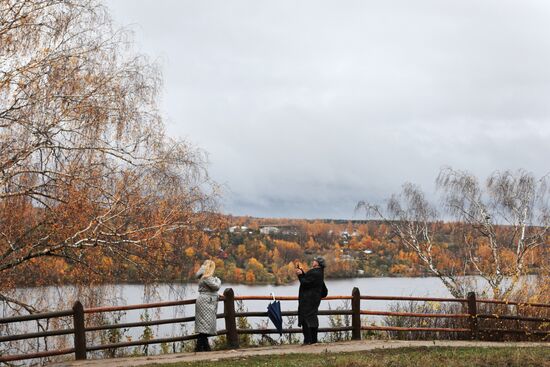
270;292;276;301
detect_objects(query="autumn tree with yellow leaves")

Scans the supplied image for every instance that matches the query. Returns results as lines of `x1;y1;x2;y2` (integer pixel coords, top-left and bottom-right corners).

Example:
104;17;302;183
0;0;218;311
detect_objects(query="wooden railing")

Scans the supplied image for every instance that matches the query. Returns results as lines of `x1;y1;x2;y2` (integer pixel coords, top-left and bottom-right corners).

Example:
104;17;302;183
1;288;548;363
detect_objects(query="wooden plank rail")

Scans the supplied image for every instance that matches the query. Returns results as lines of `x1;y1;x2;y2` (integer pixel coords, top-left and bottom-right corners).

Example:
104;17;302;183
0;309;73;324
85;313;228;333
84;316;196;332
235;310;353;318
234;295;352;301
1;287;548;364
0;328;75;343
237;327;353;335
360;310;470;318
361;326;471;333
84;299;197;313
360;295;469;303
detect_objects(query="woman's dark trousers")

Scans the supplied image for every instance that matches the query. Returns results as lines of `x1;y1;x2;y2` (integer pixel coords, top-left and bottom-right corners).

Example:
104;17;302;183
195;333;211;352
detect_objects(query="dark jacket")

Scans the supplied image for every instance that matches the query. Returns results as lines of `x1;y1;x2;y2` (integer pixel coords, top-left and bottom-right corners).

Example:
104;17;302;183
297;267;326;327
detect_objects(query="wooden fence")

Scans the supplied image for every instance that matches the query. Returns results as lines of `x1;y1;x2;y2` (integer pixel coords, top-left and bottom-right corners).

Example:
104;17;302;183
1;288;548;363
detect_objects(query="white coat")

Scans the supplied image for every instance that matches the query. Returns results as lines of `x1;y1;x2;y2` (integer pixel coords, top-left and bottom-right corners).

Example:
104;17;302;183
194;268;221;335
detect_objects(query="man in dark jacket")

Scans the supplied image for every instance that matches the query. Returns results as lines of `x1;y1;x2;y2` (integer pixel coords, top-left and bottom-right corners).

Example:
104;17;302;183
296;256;327;345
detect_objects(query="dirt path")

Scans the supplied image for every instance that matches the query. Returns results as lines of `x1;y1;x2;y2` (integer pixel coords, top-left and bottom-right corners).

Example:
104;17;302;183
53;340;549;367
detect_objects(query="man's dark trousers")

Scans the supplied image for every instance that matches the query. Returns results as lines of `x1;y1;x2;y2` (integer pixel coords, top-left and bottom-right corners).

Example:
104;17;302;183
302;320;318;344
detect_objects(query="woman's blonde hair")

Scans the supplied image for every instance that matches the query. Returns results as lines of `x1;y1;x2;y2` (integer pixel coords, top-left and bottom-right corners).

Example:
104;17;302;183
202;260;216;278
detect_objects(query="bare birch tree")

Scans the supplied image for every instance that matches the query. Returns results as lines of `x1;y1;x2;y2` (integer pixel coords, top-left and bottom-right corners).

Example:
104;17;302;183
358;168;549;299
358;183;467;298
436;168;549;298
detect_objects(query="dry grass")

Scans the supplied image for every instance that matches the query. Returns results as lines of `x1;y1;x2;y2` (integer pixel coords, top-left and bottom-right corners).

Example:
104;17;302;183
149;347;550;367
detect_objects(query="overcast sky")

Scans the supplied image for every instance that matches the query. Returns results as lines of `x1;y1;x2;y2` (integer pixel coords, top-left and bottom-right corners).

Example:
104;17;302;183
106;0;550;219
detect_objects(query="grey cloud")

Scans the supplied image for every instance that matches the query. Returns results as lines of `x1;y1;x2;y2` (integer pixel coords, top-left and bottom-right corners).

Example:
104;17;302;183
106;0;550;218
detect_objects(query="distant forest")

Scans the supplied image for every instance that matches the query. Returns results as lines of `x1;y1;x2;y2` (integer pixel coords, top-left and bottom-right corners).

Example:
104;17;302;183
11;215;545;287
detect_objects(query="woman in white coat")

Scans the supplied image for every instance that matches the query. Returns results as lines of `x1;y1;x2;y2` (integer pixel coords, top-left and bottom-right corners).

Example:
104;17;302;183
194;259;221;352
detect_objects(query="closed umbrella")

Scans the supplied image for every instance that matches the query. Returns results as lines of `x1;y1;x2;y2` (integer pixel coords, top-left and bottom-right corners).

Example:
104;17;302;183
267;293;283;336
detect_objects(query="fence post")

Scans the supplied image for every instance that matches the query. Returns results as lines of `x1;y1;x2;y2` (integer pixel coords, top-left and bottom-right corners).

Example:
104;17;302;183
351;287;361;340
72;301;87;360
467;291;478;340
223;288;239;349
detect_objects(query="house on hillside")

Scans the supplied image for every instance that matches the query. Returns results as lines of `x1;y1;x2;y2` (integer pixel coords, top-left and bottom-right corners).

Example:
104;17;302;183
229;225;248;233
259;226;280;235
259;224;299;235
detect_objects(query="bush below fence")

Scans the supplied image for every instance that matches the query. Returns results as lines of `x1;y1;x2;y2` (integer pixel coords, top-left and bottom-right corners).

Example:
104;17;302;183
0;288;549;363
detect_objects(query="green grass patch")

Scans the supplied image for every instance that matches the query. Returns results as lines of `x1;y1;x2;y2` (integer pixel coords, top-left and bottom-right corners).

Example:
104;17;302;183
149;347;550;367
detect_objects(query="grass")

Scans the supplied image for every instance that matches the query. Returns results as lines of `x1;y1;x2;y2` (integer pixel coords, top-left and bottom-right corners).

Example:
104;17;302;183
147;347;550;367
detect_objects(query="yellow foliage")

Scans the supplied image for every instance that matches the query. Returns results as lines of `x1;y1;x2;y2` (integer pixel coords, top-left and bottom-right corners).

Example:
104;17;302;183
184;247;195;258
245;270;255;283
